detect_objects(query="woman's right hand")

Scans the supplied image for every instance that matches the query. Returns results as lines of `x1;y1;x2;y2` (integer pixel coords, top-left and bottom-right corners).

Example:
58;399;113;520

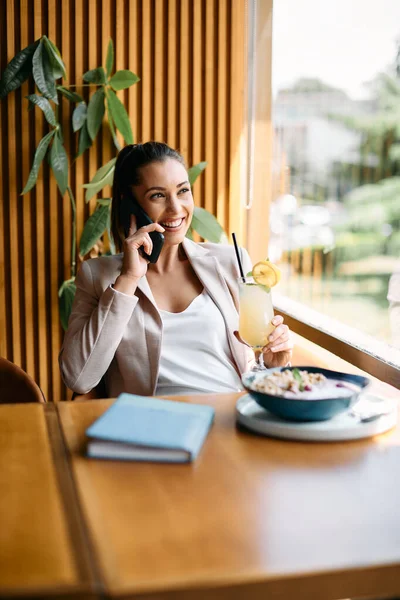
114;215;165;294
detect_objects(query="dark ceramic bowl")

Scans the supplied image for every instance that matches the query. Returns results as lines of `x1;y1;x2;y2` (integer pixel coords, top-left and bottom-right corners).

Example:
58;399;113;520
241;366;370;422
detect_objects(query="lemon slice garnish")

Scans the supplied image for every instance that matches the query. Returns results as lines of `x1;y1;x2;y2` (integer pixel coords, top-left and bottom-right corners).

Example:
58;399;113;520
252;260;281;288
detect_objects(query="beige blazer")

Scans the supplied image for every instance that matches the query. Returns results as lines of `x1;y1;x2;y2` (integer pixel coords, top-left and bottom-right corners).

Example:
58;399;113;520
59;238;255;396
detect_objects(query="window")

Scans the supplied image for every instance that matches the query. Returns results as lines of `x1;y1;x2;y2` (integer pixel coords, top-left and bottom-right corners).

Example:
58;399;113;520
271;0;400;350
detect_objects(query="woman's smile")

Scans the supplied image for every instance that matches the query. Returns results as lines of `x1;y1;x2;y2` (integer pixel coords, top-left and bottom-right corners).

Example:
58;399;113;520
159;217;185;231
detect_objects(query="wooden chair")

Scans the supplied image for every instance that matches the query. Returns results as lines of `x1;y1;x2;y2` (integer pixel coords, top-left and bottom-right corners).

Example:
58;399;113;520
0;357;46;404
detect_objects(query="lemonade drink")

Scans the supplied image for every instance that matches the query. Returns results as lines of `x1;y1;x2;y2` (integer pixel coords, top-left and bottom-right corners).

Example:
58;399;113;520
238;277;275;350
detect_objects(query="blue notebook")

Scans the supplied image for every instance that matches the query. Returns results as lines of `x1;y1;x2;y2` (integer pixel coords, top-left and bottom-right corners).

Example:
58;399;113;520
86;393;215;463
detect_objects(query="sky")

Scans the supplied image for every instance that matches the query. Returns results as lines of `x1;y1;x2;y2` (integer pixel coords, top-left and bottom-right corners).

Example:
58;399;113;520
272;0;400;100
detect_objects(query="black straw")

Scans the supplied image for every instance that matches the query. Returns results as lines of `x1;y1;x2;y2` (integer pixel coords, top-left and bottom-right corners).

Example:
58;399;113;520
232;233;246;282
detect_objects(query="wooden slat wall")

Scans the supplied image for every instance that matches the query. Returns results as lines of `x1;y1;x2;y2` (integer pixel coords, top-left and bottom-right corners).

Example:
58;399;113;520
0;0;249;401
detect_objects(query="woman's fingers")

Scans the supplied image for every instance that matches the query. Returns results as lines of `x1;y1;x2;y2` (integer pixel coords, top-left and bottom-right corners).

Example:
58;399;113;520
142;232;153;256
262;320;293;353
271;315;284;327
268;323;289;344
126;221;165;240
124;230;153;256
267;338;294;353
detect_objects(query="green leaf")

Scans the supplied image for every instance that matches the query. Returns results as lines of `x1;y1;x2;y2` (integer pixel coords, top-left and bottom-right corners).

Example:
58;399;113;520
43;36;67;80
105;94;121;150
82;158;116;202
87;88;105;140
77;121;92;157
96;197;112;206
57;86;83;103
57;124;64;145
21;130;55;194
79;204;110;256
50;131;68;195
110;69;140;90
190;207;225;243
185;226;194;241
58;278;76;331
292;368;301;381
256;283;271;294
105;39;114;78
188;161;207;185
106;89;133;144
246;271;252;277
32;39;58;104
292;368;305;391
26;94;56;126
0;40;39;98
86;158;116;185
72;102;87;132
83;67;107;84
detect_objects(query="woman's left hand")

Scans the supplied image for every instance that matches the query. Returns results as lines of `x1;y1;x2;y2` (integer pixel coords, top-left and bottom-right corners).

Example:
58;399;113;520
234;315;293;368
260;315;293;368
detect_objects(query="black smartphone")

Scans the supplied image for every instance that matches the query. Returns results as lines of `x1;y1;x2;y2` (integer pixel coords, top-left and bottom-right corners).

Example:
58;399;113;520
120;196;164;263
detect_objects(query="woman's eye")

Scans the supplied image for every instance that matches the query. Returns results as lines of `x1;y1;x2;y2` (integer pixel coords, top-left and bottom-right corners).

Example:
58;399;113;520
150;192;164;200
178;187;190;194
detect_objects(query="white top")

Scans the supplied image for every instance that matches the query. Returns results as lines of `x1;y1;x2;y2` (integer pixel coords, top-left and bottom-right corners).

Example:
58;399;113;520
155;290;244;396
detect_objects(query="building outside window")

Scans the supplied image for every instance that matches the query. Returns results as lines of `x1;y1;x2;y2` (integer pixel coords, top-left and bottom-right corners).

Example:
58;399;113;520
270;0;400;350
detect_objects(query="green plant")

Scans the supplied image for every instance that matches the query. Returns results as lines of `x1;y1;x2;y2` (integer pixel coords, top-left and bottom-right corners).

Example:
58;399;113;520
0;36;225;330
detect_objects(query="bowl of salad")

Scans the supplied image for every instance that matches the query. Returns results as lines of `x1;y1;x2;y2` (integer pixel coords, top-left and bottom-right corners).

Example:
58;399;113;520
241;367;370;422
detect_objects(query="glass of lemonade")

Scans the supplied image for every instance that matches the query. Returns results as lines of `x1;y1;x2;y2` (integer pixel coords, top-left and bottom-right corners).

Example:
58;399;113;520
238;276;275;370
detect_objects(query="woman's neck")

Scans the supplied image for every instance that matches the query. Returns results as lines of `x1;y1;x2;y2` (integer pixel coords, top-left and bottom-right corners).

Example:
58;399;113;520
148;242;186;274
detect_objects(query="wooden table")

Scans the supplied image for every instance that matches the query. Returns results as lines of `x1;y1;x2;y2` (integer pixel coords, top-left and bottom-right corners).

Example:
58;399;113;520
0;403;98;599
55;334;400;600
2;333;400;599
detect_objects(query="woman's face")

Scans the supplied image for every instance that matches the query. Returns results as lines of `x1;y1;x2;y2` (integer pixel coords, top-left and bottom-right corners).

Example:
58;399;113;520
131;158;194;246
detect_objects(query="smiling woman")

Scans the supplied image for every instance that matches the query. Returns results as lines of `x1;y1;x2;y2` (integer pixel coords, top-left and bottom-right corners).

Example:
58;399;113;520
59;142;293;398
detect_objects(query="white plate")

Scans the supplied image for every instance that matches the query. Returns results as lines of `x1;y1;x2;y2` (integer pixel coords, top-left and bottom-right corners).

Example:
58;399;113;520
236;393;398;442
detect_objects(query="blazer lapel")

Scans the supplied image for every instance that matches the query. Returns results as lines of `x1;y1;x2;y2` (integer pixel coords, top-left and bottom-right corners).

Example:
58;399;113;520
135;276;162;393
183;239;248;375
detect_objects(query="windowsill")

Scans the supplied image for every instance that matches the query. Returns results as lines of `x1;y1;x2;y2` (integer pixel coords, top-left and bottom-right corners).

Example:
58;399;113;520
273;292;400;390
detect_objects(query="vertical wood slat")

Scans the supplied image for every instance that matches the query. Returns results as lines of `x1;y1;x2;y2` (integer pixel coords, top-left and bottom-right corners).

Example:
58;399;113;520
167;0;177;149
33;1;50;399
141;0;153;142
0;0;250;400
204;0;216;216
216;0;228;229
0;1;6;359
192;0;203;204
102;0;113;173
59;0;72;402
20;0;35;376
246;0;273;262
6;0;22;367
179;0;190;163
74;0;85;254
47;0;62;400
128;0;139;142
154;0;165;141
229;0;246;243
61;0;72;340
87;0;99;252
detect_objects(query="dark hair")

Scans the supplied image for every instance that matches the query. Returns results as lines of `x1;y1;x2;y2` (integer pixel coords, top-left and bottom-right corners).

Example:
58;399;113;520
111;142;186;252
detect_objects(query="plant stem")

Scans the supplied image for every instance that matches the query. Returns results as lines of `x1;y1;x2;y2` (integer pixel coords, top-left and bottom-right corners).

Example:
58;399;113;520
65;83;100;88
106;102;121;151
67;185;77;278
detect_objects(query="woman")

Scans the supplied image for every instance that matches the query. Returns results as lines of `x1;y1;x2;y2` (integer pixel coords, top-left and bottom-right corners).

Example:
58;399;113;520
59;142;293;397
